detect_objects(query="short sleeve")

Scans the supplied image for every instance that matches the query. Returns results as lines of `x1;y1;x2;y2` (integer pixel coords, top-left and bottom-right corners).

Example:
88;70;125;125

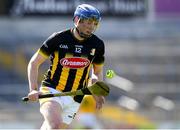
38;32;58;58
92;41;105;65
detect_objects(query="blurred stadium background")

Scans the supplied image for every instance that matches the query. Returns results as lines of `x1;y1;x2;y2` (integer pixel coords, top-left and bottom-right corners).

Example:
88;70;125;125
0;0;180;129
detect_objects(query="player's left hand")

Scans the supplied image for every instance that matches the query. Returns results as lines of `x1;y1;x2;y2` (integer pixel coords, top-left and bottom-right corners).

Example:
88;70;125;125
93;95;105;110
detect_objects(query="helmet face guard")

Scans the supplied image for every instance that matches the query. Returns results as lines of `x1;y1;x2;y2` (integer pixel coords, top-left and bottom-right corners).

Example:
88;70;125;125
73;4;101;38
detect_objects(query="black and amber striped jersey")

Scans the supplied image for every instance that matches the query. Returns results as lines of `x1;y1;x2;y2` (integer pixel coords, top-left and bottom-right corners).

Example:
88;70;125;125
38;29;105;102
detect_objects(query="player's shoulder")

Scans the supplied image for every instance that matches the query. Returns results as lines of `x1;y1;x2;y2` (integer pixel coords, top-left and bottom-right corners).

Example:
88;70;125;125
90;34;104;44
51;29;71;39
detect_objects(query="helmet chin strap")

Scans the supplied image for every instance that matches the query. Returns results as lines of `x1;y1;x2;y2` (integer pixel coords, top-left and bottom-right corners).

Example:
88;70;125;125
75;27;92;39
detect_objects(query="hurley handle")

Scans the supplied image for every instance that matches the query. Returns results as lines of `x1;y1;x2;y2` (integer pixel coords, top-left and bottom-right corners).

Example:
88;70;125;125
22;94;55;102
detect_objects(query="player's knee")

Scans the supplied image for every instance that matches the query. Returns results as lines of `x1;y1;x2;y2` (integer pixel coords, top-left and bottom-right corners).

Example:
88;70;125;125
40;102;64;129
49;121;61;129
48;120;69;129
40;101;62;117
45;114;63;129
42;115;61;129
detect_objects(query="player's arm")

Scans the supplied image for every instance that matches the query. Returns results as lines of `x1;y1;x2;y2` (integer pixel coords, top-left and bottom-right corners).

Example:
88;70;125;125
91;40;105;109
92;44;105;83
92;64;105;110
27;51;48;101
92;64;103;83
27;32;58;101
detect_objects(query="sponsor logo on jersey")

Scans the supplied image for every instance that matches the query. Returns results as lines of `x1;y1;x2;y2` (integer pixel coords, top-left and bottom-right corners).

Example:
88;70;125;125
60;57;90;69
59;44;68;49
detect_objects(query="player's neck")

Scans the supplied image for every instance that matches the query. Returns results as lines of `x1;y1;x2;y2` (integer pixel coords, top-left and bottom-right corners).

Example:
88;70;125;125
72;28;85;41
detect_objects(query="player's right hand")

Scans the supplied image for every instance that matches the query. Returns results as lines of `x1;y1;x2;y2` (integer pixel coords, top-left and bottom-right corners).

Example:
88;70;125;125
27;90;41;101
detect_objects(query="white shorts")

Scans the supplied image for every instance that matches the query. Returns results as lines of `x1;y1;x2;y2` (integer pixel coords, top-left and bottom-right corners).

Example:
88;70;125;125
39;86;80;124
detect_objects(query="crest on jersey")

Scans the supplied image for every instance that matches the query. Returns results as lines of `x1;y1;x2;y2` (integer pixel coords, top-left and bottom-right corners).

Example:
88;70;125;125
90;48;96;56
60;57;90;69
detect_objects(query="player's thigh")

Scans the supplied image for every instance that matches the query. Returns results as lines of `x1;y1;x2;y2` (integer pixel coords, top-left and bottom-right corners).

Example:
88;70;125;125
40;101;63;123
